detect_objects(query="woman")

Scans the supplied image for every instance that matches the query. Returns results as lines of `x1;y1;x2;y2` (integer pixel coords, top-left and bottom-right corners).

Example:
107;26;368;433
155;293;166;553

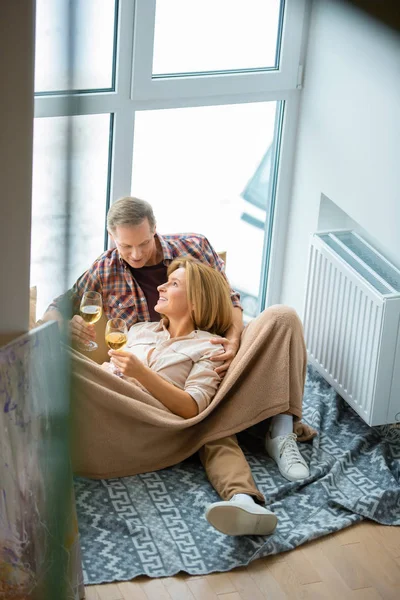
106;257;232;419
102;257;279;535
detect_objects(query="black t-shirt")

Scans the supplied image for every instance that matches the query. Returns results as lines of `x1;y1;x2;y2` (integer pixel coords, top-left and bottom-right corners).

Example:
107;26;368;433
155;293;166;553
129;261;168;321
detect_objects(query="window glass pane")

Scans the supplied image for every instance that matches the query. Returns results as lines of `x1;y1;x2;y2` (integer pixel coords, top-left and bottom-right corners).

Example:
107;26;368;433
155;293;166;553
131;103;278;320
31;114;111;317
153;0;282;76
35;0;117;93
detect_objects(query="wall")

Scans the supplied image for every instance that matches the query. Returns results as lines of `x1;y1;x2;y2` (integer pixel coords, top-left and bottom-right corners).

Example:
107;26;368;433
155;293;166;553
281;0;400;315
0;1;35;335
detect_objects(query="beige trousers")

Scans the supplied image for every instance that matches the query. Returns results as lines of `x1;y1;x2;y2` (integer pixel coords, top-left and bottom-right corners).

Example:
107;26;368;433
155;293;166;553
198;305;307;504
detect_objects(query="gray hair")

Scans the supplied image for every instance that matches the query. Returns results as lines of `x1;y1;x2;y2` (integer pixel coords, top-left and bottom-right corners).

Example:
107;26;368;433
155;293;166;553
107;196;156;233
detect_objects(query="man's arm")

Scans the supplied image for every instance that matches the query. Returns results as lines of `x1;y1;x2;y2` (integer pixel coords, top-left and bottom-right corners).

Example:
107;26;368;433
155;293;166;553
37;308;65;328
40;262;102;345
197;236;244;375
226;305;244;345
210;306;244;377
197;235;242;310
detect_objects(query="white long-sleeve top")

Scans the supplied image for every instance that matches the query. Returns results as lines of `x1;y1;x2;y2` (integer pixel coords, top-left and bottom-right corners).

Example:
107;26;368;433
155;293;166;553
126;321;224;413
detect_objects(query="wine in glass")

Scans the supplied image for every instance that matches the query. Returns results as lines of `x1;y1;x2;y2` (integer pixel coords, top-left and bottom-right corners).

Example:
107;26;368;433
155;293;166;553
78;291;102;351
105;318;128;375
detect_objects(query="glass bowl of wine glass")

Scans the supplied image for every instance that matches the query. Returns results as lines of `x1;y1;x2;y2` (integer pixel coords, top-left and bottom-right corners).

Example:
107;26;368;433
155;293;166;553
105;318;128;375
78;291;102;351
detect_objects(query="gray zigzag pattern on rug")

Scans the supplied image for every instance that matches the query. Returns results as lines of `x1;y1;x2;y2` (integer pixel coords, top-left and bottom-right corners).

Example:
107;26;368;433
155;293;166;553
74;365;400;584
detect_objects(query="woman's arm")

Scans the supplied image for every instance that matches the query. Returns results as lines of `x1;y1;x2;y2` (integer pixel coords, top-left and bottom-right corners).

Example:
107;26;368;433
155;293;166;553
108;350;199;419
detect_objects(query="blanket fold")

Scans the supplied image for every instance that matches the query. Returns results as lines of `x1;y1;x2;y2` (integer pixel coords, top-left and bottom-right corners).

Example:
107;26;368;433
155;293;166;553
71;306;317;478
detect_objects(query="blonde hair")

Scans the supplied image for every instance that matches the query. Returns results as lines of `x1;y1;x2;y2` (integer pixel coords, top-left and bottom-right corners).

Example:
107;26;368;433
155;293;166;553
167;257;233;336
107;196;156;233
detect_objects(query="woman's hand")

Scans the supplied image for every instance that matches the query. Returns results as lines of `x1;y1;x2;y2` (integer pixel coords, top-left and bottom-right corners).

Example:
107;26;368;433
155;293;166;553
209;337;240;378
108;350;144;378
108;349;198;418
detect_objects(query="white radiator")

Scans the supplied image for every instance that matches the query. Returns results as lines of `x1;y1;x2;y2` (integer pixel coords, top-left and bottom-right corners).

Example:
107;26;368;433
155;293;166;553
304;230;400;426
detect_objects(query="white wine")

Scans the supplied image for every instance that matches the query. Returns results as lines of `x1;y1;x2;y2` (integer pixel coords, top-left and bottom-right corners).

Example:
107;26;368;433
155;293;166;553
106;332;127;350
80;305;102;324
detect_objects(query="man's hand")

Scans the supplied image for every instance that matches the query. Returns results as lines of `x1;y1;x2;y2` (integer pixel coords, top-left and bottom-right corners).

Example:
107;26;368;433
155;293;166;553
209;337;240;378
70;315;96;345
108;349;143;378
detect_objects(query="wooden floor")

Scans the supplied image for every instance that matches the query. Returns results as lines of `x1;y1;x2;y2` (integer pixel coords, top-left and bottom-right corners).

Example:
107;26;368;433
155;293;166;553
84;521;400;599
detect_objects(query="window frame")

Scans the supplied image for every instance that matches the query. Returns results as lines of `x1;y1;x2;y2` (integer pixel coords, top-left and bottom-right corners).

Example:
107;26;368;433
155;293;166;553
33;0;308;309
131;0;306;101
34;0;120;96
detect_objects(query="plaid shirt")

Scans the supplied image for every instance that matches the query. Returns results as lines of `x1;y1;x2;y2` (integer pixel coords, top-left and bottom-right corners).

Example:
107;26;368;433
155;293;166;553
48;233;242;329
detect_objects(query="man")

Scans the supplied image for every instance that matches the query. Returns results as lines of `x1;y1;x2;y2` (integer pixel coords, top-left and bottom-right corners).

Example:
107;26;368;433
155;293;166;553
43;196;311;536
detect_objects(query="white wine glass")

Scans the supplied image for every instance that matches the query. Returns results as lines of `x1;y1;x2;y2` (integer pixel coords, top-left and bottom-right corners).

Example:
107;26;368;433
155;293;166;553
105;318;128;376
78;291;102;352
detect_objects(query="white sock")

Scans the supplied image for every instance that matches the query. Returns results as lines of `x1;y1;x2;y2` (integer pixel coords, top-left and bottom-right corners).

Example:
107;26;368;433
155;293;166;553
269;414;293;439
230;493;256;505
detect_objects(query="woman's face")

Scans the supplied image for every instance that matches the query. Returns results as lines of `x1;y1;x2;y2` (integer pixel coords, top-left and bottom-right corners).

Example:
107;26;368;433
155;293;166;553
154;267;191;321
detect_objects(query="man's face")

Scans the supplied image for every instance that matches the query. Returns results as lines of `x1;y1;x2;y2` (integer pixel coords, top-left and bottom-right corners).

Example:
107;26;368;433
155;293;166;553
110;219;158;268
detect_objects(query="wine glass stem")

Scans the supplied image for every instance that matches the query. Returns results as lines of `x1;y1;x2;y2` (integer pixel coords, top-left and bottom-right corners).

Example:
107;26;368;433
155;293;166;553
111;362;123;377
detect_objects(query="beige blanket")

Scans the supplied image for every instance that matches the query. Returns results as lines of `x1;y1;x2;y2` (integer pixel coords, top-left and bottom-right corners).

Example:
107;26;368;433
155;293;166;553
70;306;317;479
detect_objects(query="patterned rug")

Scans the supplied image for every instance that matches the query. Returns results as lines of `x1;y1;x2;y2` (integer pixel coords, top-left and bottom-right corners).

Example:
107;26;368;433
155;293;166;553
74;366;400;584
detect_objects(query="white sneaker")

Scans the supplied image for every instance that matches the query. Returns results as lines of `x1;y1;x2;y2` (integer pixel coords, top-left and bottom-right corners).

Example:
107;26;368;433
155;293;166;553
265;432;310;482
205;495;278;536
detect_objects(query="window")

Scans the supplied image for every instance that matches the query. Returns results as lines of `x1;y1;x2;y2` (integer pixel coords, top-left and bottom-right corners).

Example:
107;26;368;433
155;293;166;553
132;102;278;318
152;0;283;76
31;115;112;315
35;0;118;93
32;0;306;316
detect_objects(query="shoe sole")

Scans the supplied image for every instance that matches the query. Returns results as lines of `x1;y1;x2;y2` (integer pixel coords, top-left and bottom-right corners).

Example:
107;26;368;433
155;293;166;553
205;504;278;536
